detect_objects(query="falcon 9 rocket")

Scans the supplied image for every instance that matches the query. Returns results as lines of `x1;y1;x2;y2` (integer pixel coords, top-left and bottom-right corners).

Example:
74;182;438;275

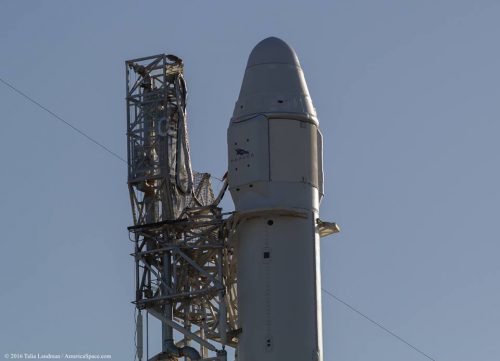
228;37;325;361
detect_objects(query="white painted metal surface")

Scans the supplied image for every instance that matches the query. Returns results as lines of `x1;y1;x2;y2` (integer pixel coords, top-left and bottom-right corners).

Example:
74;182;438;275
228;37;324;361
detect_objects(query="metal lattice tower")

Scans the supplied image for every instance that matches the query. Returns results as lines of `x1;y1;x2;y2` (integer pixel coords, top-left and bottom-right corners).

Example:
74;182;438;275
126;54;238;361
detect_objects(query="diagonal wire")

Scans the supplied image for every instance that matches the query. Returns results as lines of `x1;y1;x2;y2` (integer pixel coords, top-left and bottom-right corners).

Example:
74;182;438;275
1;75;437;361
0;77;127;163
322;288;436;361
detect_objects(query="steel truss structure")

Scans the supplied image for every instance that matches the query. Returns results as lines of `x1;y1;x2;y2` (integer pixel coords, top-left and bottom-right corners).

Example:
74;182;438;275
126;54;237;361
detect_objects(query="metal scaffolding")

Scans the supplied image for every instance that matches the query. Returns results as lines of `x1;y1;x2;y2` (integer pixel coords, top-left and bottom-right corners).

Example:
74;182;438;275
126;54;238;361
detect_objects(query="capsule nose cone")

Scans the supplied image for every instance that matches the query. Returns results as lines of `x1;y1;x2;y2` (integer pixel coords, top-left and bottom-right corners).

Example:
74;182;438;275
247;37;300;68
232;37;317;122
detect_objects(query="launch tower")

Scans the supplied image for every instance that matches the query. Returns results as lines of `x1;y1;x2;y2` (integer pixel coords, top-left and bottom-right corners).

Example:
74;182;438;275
126;54;238;361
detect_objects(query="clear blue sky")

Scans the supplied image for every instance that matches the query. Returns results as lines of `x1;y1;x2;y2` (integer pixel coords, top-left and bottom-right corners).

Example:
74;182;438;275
1;1;499;360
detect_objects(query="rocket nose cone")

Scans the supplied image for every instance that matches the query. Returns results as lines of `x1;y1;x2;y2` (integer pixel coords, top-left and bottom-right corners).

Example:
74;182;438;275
247;37;300;68
232;37;317;122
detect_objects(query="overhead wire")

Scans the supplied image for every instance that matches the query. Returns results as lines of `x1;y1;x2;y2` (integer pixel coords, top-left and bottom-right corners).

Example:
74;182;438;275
322;288;436;361
0;77;127;164
1;76;438;361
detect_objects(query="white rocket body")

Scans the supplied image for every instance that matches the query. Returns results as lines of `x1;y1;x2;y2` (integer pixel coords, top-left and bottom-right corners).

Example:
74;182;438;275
228;37;324;361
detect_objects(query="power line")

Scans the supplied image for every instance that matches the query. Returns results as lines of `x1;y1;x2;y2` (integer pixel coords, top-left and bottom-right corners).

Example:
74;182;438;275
1;76;437;361
0;77;127;164
322;288;436;361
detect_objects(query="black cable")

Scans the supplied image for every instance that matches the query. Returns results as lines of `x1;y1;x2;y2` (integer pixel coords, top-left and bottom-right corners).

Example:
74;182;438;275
146;310;149;360
322;288;436;361
0;77;127;163
134;308;138;361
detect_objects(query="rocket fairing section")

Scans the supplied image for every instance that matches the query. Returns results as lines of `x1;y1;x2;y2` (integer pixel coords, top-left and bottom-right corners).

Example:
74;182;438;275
228;37;325;361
